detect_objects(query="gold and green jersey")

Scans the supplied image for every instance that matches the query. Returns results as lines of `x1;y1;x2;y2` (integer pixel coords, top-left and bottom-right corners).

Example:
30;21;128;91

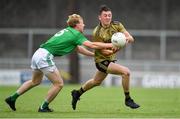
93;21;126;63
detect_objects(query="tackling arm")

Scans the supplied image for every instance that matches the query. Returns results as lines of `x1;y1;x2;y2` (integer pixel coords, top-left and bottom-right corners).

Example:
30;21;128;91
82;40;113;49
76;46;94;57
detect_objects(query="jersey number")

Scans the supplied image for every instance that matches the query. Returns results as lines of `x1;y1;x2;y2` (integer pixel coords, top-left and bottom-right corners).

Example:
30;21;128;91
54;29;68;37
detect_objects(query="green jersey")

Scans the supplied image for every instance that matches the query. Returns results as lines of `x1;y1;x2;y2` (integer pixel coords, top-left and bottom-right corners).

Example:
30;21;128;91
40;27;87;56
93;21;126;63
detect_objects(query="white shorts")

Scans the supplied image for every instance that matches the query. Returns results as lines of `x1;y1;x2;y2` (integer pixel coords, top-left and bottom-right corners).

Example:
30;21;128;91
31;48;55;71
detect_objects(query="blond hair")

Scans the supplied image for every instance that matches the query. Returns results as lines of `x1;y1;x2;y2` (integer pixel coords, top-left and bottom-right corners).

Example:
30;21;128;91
67;14;83;27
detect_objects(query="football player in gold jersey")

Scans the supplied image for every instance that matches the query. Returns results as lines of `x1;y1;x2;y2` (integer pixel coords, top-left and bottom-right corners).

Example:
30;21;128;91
71;5;140;110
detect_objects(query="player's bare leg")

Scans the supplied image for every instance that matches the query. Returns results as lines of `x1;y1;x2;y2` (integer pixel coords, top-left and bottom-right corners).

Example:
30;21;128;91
38;68;63;112
108;62;140;109
5;70;43;111
71;71;107;110
82;71;107;90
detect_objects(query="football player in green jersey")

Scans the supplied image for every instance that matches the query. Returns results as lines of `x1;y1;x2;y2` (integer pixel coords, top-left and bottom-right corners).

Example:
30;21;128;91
5;14;115;112
72;5;140;110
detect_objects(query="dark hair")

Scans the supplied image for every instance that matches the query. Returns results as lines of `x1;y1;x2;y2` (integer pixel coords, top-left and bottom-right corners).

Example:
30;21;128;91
99;5;111;15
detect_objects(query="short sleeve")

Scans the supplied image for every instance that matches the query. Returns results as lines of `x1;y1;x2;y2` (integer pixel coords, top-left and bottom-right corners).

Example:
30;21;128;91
75;33;88;45
117;22;126;32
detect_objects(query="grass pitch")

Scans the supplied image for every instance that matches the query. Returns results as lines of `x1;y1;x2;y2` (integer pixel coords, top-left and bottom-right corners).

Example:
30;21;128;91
0;85;180;118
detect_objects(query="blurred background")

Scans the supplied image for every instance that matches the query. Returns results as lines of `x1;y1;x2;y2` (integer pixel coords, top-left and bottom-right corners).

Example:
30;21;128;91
0;0;180;88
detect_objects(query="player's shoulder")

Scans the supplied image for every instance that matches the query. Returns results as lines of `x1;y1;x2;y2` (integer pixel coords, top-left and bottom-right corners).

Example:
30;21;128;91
112;21;120;24
93;24;101;35
111;21;123;25
111;21;125;30
93;24;101;31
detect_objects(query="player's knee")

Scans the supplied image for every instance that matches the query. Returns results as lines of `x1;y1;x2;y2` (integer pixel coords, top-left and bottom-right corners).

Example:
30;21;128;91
31;80;41;86
54;81;64;89
122;68;130;77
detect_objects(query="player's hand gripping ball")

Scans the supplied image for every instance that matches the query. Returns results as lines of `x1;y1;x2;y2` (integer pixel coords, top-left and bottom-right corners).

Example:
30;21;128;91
111;32;126;48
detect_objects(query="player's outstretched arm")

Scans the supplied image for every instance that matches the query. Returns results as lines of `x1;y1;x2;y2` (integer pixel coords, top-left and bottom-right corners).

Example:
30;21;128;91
76;46;94;57
82;40;113;50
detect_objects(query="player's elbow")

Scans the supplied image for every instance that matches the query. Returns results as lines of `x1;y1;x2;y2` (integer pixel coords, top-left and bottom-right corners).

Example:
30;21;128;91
101;52;112;56
128;36;134;43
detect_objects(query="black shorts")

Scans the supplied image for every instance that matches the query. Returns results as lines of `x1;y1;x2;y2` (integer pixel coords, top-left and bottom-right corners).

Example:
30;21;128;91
95;60;116;73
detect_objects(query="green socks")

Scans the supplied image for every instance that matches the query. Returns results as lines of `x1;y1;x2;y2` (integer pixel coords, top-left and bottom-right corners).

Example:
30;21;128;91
41;100;49;109
11;92;20;101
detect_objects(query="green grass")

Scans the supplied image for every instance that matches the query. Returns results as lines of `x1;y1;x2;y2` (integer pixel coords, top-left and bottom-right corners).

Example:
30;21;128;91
0;85;180;118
